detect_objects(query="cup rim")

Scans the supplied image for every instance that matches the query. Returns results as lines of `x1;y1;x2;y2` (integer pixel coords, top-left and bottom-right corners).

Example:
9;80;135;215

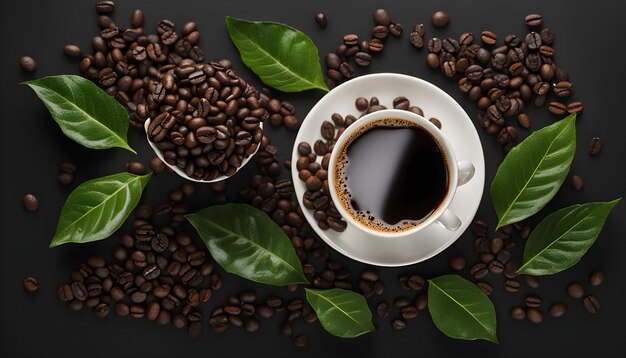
327;109;459;238
143;117;261;183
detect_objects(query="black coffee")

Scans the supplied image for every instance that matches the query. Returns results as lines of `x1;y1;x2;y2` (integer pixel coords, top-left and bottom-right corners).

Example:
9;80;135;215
334;119;449;233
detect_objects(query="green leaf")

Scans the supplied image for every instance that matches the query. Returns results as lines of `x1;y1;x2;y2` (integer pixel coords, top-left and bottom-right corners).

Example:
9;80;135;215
50;172;151;247
23;75;135;153
305;288;374;338
491;114;577;229
225;16;328;93
518;199;621;276
428;274;498;344
185;204;308;286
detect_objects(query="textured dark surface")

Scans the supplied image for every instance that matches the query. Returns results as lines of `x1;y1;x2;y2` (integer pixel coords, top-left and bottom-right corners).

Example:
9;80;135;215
1;0;625;357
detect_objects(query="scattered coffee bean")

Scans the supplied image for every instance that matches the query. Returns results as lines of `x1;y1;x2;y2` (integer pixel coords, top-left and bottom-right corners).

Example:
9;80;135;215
549;302;567;318
95;1;115;14
23;276;39;293
526;307;543;324
510;307;526;320
63;44;82;58
293;334;309;347
589;271;604;286
525;14;543;27
504;279;521;293
392;319;407;330
567;101;583;114
476;281;493;296
314;13;327;28
126;162;146;175
470;263;488;279
431;11;450;28
480;31;497;45
523;275;540;289
449;255;466;270
376;301;391;318
22;193;39;211
567;282;585;299
571;175;584;190
583;295;600;314
525;295;542;308
373;9;392;26
588;137;602;156
548;101;568;115
20;56;37;72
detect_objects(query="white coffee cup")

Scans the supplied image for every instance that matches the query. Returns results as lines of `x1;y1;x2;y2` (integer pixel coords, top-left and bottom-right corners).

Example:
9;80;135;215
328;109;475;238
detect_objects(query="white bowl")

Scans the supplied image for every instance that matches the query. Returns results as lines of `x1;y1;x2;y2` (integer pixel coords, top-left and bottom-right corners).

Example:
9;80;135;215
290;73;485;266
144;117;261;183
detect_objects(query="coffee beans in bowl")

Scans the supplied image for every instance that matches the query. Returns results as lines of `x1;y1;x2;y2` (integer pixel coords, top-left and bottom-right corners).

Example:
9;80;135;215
145;62;266;182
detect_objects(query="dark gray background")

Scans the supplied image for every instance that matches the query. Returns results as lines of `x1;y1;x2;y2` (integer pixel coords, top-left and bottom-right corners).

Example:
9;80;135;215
1;0;624;357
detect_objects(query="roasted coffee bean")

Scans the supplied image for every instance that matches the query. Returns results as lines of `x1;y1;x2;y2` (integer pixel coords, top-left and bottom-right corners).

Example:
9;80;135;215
373;9;392;26
22;193;39;211
314;13;327;27
95;1;115;14
567;101;583;114
293;334;309;348
392;319;407;330
525;13;543;27
488;260;504;274
525;295;542;308
23;276;39;292
549;302;567;318
504;279;520;293
63;44;81;58
20;56;38;72
431;11;450;27
588;136;602;155
523;275;540;288
567;282;585;299
372;25;389;40
355;52;372;67
511;306;526;320
476;281;493;296
126;162;146;175
409;32;424;48
407;275;425;290
401;306;418;319
449;255;466;270
548;101;567;115
570;175;584;190
339;62;355;79
589;271;604;286
583;295;600;314
426;53;440;69
376;301;391;318
389;23;403;37
527;307;543;324
470;263;488;279
481;31;497;45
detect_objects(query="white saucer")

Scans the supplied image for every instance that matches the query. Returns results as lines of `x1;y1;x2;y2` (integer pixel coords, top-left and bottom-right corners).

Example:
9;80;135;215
291;73;485;267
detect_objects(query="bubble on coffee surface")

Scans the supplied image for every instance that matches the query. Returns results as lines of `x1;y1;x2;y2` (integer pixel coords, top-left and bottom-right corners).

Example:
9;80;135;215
333;118;449;233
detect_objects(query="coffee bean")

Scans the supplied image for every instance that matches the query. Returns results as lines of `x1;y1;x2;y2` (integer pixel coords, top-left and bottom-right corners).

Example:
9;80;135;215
373;9;392;26
481;31;497;45
431;11;450;27
20;56;38;72
525;14;543;27
126;162;146;175
488;260;504;274
549;302;567;318
525;32;542;50
372;25;389;40
314;13;327;28
476;281;493;296
392;319;407;330
523;275;540;289
517;113;531;129
95;1;115;14
525;295;542;308
376;301;391;318
389;23;403;37
355;97;369;112
504;279;520;293
527;308;543;324
569;174;584;191
548;101;567;115
589;271;604;286
401;306;418;319
63;44;82;58
567;101;583;114
470;263;488;279
22;193;39;211
588;136;602;155
294;334;309;347
449;255;466;270
511;306;526;320
409;32;424;49
567;282;585;299
583;295;600;314
355;52;372;67
23;276;39;292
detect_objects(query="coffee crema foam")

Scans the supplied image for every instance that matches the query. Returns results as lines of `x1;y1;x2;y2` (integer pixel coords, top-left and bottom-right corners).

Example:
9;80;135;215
332;118;449;233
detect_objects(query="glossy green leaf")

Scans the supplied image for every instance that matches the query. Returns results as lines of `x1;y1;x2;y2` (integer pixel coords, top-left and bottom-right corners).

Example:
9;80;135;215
428;274;498;344
518;199;621;275
225;16;328;93
305;288;374;338
491;114;577;229
186;204;308;286
50;172;151;247
24;75;135;153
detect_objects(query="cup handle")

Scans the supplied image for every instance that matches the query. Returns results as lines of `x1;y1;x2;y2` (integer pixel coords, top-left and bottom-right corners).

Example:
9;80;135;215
437;208;462;231
457;161;475;187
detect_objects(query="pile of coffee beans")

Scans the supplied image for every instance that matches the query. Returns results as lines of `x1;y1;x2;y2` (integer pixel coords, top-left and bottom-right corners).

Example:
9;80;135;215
56;180;221;338
295;95;436;232
422;13;583;152
147;62;266;180
323;9;402;89
75;2;301;133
